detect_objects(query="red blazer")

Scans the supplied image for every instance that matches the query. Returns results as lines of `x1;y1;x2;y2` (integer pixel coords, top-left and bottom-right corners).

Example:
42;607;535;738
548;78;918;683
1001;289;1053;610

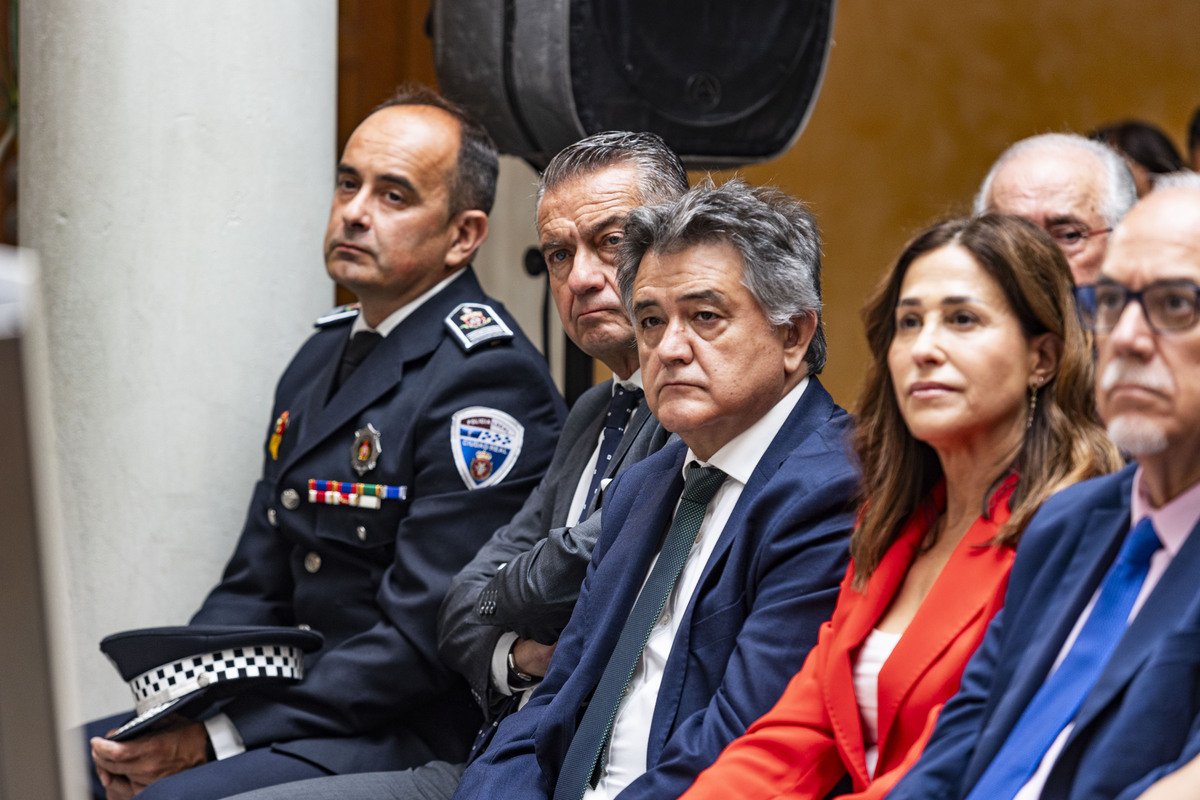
679;479;1017;800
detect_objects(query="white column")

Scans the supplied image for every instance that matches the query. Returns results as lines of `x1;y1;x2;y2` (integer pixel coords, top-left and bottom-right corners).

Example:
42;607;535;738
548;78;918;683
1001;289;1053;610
20;0;337;726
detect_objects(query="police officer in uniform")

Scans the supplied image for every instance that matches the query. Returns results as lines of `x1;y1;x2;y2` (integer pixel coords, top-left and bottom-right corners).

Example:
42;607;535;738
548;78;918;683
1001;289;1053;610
87;87;565;800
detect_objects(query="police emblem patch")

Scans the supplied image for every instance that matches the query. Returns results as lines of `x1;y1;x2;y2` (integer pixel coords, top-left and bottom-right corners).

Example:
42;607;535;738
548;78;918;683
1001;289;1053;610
444;303;514;351
451;407;525;490
351;423;382;476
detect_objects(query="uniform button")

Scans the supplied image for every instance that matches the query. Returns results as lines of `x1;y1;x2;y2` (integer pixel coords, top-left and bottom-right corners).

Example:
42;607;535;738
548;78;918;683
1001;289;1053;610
267;508;278;527
281;489;300;510
356;525;368;541
304;552;322;573
297;623;311;631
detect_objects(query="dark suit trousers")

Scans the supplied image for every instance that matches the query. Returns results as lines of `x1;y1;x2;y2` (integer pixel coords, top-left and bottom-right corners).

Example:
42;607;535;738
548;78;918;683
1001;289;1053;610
224;760;465;800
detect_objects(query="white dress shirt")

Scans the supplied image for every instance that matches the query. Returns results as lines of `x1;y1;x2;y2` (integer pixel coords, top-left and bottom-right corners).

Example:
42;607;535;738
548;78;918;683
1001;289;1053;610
583;377;810;800
1014;466;1200;799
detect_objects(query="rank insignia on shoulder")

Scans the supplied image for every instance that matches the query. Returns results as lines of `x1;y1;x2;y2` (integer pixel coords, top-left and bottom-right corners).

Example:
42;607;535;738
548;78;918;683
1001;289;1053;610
314;302;361;328
451;407;524;490
444;303;514;351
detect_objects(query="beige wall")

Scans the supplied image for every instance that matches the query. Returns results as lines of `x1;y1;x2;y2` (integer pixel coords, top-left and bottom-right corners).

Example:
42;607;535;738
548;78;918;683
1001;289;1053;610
726;1;1200;407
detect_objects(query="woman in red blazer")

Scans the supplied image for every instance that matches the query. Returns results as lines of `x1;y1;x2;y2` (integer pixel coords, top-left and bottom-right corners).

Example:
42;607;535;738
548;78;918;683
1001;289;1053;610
678;215;1122;800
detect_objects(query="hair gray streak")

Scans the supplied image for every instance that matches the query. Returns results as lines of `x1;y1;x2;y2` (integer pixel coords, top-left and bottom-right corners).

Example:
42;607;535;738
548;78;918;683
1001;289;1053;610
616;177;827;374
537;131;690;211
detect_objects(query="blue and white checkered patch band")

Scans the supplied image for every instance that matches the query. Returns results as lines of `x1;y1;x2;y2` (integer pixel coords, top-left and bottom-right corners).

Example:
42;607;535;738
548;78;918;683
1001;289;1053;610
451;406;525;490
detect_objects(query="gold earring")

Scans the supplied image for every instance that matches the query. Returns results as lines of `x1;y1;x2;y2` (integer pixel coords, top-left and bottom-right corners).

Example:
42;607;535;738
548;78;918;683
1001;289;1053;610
1026;376;1044;430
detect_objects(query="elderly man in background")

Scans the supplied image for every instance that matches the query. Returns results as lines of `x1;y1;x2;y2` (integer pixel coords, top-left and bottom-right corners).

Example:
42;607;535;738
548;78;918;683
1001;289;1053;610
890;173;1200;800
453;178;858;800
975;132;1136;286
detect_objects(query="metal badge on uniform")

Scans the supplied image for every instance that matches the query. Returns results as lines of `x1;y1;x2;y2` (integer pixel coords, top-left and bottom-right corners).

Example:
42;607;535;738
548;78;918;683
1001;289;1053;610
269;411;290;461
451;407;525;490
351;423;382;475
444;302;514;351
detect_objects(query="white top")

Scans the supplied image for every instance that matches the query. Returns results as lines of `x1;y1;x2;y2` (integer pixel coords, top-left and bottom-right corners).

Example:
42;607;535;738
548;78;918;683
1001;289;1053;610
583;377;810;800
1014;466;1200;800
853;628;902;779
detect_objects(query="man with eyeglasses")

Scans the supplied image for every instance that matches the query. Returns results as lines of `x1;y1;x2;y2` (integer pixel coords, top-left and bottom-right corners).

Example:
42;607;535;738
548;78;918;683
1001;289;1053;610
975;133;1137;286
889;171;1200;800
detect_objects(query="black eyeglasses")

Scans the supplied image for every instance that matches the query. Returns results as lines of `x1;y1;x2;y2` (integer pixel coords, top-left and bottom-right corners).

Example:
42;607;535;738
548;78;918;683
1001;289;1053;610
1046;224;1112;249
1075;280;1200;334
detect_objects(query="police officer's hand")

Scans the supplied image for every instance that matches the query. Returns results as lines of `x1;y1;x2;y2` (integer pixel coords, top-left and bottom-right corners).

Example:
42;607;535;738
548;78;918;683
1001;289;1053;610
91;715;208;797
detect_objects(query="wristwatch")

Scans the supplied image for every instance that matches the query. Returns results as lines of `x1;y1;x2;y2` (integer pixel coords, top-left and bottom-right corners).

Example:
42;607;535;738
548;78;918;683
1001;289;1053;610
507;646;538;691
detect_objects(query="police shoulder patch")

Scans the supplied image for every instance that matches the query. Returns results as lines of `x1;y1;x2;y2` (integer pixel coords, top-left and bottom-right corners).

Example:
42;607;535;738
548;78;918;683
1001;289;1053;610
314;302;361;328
451;407;525;490
444;303;514;351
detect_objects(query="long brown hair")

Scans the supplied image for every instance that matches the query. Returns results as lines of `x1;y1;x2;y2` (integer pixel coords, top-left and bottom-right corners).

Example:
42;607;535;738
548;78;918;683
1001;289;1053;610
850;214;1121;587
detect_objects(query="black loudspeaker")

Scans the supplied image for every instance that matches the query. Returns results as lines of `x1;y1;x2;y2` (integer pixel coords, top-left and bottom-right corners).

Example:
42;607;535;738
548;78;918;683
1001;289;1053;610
432;0;837;170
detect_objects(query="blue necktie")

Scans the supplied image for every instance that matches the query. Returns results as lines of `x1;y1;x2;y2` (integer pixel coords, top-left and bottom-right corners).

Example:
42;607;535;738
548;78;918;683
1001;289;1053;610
965;517;1162;800
582;386;643;512
553;464;727;800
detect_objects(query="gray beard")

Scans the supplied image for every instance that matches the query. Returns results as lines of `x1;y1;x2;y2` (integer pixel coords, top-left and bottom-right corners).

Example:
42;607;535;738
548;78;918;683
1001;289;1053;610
1107;415;1169;456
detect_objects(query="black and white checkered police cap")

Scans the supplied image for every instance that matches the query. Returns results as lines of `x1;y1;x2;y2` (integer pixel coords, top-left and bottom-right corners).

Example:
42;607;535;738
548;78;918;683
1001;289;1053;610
100;625;324;741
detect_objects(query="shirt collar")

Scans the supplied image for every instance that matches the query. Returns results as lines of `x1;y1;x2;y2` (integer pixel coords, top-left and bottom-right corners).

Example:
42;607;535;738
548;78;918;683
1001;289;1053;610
349;269;464;339
614;369;642;392
1130;465;1200;557
683;376;810;487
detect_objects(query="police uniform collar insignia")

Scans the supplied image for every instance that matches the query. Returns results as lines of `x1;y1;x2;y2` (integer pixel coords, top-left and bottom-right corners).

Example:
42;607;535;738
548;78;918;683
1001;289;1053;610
351;423;382;475
314;302;361;328
444;302;514;351
451;407;524;490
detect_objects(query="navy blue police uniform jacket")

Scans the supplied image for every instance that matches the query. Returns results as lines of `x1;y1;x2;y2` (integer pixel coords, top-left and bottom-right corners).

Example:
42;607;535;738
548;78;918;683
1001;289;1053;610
188;267;566;776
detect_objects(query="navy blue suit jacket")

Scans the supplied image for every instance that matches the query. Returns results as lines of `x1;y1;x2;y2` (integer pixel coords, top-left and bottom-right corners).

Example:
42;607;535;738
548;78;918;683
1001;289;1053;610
188;268;565;775
453;378;857;800
891;463;1200;800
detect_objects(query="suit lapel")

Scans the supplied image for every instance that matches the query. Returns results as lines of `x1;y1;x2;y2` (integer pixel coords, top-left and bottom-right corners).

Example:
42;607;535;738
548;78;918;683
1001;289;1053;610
693;379;838;595
823;503;932;786
583;450;686;682
552;383;611;525
649;379;838;755
978;492;1130;760
876;492;1014;767
1069;510;1200;736
279;271;471;475
607;401;653;478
